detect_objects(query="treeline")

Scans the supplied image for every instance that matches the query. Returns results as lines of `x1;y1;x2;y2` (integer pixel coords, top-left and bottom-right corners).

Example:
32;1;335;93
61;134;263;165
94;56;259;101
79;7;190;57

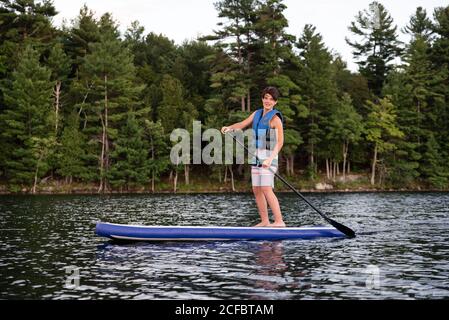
0;0;448;193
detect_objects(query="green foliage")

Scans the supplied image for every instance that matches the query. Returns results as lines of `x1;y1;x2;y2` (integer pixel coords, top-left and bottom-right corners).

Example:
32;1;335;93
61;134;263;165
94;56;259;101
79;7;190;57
295;24;339;172
326;93;364;160
0;1;448;192
144;119;170;184
283;129;302;157
346;1;402;95
365;97;404;153
158;74;198;133
108;113;151;189
421;134;449;188
57;112;92;181
0;44;53;188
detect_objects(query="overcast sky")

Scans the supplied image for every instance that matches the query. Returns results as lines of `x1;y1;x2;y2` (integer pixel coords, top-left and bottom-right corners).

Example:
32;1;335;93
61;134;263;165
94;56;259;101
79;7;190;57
51;0;447;71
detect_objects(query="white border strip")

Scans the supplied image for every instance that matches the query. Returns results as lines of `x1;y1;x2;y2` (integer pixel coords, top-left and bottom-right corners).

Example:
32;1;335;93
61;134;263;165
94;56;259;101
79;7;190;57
111;235;237;241
100;222;335;231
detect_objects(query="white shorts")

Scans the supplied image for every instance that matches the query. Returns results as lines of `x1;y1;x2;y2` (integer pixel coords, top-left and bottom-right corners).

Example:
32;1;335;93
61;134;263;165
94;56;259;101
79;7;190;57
251;165;277;188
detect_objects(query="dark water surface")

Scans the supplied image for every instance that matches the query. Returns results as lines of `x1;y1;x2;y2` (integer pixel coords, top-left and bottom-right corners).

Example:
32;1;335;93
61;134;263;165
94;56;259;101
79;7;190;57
1;192;448;299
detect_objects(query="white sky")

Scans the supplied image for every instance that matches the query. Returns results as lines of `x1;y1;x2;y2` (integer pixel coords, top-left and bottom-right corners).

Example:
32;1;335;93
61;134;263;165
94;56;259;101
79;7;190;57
51;0;447;71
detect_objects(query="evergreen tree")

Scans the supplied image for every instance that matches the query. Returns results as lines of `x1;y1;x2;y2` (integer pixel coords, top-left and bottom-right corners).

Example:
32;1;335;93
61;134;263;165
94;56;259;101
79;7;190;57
382;70;421;187
429;6;449;178
108;113;150;190
346;1;402;96
46;42;71;134
403;6;433;41
74;14;145;192
144;120;170;192
158;74;192;132
295;24;339;177
253;0;295;79
0;0;57;70
0;0;57;132
133;32;178;121
421;133;448;188
57;111;91;183
0;45;53;191
253;0;297;136
205;0;258;112
175;40;216;123
380;8;436;186
63;4;101;77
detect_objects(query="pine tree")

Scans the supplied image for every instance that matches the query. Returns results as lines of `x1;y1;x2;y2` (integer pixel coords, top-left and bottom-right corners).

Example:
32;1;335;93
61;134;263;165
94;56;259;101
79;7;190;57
253;0;295;79
403;6;433;41
175;40;216;123
57;111;91;184
253;0;297;138
421;134;448;189
295;24;339;177
0;0;57;71
379;8;435;186
144;120;170;192
0;45;53;191
206;0;258;112
346;1;402;96
0;0;57;144
382;70;421;187
74;14;145;192
46;42;71;135
63;4;101;77
130;32;178;122
429;6;449;180
108;113;150;190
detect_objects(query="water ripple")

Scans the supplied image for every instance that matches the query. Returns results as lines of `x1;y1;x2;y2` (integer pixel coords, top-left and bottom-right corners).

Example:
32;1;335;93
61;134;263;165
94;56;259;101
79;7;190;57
0;192;448;299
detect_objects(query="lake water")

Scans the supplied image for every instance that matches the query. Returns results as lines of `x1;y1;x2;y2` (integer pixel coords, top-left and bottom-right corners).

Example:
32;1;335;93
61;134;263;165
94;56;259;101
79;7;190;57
1;192;448;300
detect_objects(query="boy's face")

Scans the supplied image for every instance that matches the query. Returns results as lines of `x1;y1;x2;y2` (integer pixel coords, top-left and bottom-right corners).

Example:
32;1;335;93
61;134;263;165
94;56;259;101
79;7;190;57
262;93;277;109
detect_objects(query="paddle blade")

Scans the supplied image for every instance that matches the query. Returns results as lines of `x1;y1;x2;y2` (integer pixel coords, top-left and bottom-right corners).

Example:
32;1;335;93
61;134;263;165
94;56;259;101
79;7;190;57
326;216;356;238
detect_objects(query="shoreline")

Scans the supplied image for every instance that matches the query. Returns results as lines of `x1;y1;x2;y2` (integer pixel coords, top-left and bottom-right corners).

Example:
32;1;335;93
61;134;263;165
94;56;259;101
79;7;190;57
0;185;447;195
1;173;447;195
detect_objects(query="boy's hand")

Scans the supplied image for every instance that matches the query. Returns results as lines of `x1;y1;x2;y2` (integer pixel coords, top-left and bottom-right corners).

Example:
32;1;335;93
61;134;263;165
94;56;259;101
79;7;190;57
262;158;273;168
221;126;232;134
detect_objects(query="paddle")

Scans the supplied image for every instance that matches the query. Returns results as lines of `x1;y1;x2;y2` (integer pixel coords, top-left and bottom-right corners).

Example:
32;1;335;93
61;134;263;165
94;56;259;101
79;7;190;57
226;131;356;238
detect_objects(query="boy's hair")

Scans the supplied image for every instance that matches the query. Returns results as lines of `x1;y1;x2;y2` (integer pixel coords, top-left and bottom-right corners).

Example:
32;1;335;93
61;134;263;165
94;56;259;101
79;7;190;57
261;86;280;101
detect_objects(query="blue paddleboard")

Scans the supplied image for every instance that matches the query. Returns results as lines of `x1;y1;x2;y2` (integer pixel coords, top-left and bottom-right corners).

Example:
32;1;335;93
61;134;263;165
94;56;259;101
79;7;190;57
95;222;347;241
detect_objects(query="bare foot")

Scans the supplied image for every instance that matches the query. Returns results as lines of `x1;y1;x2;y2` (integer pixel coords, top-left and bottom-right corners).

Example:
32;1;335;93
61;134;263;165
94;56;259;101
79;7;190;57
268;222;286;228
253;222;270;227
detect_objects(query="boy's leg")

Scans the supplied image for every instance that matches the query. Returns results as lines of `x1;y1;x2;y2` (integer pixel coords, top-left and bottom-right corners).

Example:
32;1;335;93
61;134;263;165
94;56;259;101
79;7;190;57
261;186;285;227
252;186;270;226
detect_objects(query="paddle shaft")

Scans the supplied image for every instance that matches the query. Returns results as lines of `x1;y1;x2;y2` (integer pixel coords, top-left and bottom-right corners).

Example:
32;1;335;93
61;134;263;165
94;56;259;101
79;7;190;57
230;134;326;218
227;131;355;237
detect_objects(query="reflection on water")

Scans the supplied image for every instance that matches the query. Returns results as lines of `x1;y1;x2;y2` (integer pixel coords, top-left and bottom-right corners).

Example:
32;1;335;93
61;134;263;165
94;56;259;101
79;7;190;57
0;192;449;299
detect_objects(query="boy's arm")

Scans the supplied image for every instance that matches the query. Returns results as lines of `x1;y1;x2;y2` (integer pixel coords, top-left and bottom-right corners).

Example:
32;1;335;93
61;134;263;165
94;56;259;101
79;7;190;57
221;111;256;133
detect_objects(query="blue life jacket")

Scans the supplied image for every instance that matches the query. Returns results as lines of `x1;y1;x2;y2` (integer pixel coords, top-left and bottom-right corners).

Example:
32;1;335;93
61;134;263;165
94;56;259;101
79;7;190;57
252;108;284;149
251;108;283;166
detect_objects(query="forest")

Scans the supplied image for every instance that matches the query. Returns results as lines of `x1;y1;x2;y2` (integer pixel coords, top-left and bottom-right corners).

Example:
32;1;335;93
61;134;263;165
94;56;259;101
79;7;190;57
0;0;448;193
